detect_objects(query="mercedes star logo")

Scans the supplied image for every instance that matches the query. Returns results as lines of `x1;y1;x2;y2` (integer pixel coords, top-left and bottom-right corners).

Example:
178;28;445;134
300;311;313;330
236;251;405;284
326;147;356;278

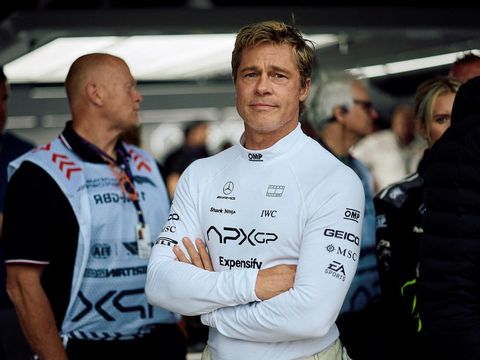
223;181;234;195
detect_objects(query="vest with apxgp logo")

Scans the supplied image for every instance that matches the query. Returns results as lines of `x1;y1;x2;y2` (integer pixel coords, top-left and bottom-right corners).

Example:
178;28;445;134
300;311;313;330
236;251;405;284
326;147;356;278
9;137;177;340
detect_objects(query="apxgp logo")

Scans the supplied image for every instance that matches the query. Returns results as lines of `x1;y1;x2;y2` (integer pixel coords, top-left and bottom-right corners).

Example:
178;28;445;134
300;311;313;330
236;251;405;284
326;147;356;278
207;226;277;246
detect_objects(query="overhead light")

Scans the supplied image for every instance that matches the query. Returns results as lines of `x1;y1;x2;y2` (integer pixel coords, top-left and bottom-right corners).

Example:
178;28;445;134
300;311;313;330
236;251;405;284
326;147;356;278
349;49;480;78
4;33;338;84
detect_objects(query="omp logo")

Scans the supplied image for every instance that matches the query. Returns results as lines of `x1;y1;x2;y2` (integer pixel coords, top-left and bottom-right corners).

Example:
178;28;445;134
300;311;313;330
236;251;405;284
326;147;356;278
266;185;285;197
324;228;360;246
261;210;277;218
223;181;234;195
91;244;111;259
248;153;263;162
325;261;346;281
207;226;277;246
343;208;360;223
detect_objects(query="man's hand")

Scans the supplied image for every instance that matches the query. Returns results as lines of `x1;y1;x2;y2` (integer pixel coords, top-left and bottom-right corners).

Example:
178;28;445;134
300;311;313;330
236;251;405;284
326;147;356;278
173;237;213;271
255;265;297;300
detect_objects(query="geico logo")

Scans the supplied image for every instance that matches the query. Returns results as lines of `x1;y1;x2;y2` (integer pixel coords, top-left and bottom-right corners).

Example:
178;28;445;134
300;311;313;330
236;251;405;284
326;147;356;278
324;228;360;246
344;208;360;222
168;213;180;221
336;247;358;261
248;153;263;161
207;226;278;245
162;225;176;233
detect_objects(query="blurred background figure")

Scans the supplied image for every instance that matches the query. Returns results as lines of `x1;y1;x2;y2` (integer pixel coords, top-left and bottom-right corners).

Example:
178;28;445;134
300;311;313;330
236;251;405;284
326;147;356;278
163;120;210;199
351;103;427;194
375;76;460;360
449;52;480;84
0;66;34;360
161;119;211;352
305;70;385;360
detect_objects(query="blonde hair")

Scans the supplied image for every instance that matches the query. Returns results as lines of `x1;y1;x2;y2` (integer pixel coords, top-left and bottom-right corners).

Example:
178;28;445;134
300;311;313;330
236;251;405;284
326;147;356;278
414;76;461;129
231;20;315;89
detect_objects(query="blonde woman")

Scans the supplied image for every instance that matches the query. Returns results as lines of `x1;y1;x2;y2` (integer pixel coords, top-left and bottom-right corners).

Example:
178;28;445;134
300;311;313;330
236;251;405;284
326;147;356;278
374;76;460;360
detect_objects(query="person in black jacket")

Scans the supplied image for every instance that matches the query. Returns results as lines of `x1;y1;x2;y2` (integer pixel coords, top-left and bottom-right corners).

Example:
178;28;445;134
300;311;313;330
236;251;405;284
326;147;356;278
419;75;480;360
375;76;460;360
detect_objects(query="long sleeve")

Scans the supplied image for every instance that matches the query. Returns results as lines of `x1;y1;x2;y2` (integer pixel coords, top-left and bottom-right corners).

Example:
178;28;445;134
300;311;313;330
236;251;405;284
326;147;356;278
201;172;364;342
145;165;259;316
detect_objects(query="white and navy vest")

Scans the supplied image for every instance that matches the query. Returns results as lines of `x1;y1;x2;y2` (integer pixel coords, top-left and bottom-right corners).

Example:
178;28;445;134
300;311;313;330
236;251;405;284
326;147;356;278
9;137;178;340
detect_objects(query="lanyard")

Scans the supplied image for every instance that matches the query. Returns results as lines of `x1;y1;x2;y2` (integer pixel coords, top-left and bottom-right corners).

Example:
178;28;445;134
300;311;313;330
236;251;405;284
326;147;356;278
79;137;146;226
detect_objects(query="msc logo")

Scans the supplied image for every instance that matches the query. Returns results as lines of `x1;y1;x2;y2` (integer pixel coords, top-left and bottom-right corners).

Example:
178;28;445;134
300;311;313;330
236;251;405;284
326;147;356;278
223;181;234;195
162;225;176;233
91;244;111;259
343;208;360;223
248;153;263;162
337;246;358;261
207;226;278;246
326;244;335;253
324;228;360;246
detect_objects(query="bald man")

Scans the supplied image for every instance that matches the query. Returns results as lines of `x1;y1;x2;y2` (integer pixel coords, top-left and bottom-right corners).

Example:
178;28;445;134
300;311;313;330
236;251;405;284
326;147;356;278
2;54;186;360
